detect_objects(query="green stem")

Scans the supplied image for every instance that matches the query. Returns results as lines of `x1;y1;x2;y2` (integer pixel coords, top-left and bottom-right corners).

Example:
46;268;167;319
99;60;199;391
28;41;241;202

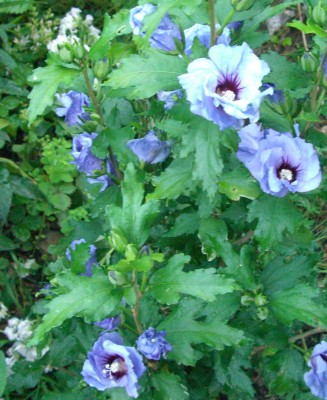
132;270;143;334
216;8;236;36
208;0;217;46
82;67;123;181
289;327;327;343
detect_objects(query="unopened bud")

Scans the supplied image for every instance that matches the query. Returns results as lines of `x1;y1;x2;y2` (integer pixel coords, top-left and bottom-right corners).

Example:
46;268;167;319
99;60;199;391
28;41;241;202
125;244;138;261
74;44;85;60
254;293;267;307
301;52;318;73
231;0;255;12
241;295;253;306
108;270;126;286
256;307;269;321
59;47;73;63
108;230;128;253
312;4;326;26
93;59;110;80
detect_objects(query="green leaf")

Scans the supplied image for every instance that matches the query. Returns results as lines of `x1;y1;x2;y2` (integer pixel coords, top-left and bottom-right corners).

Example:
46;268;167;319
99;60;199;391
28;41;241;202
0;234;16;251
68;242;93;275
148;254;236;304
198;217;239;268
0;77;28;95
147;157;192;201
218;168;261;201
0;183;12;223
50;193;71;211
163;212;199;237
10;175;41;199
247;196;303;249
288;19;327;37
152;372;189;400
261;255;314;295
0;48;16;69
29;271;122;346
0;350;6;396
89;11;131;60
106;163;160;247
0;0;33;13
158;300;244;365
261;51;312;97
269;284;325;326
259;101;294;132
182;118;223;199
28;65;80;124
106;50;187;99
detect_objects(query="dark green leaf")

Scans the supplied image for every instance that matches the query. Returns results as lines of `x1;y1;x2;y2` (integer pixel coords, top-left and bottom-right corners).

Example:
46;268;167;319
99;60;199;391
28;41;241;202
28;65;80;124
147;157;192;201
106;50;187;99
0;234;16;251
0;183;12;223
219;168;261;201
163;212;199;237
247;196;303;249
29;271;122;346
198;217;239;267
107;163;160;246
152;372;189;400
148;254;237;304
0;350;6;396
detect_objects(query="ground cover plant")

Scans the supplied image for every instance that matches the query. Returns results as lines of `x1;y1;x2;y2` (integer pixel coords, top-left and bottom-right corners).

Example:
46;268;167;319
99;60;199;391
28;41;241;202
0;0;327;398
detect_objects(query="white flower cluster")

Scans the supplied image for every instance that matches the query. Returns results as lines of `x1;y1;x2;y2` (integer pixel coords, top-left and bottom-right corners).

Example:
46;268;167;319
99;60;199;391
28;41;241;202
47;7;100;53
3;317;49;375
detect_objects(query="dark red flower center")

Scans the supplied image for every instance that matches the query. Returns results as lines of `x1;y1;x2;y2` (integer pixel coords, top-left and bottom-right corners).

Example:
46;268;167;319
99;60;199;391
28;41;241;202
102;355;127;380
216;74;242;101
277;159;300;183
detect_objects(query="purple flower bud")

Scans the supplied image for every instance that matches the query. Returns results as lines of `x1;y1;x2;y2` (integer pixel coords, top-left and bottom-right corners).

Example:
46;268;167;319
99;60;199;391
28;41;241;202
71;132;102;175
262;83;284;104
87;159;116;192
304;341;327;399
82;332;146;397
127;131;171;164
130;3;182;51
55;90;90;126
66;239;97;277
95;316;121;331
179;43;272;130
157;89;183;110
136;327;172;361
236;123;321;197
227;20;243;31
184;23;231;57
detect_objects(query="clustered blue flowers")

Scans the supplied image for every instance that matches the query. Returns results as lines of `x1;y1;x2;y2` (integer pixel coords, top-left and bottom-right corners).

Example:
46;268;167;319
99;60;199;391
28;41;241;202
304;341;327;399
55;90;90;126
82;328;172;397
127;131;171;164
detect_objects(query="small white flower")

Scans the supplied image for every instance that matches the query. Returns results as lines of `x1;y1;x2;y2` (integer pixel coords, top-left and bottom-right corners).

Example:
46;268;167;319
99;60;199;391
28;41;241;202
0;302;8;320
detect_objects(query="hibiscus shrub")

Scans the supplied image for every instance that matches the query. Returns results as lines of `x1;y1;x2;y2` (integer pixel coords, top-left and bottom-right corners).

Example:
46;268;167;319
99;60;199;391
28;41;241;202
1;0;327;399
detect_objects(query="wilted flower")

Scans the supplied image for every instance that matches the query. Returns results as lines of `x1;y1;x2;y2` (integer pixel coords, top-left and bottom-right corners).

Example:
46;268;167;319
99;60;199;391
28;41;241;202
66;239;97;277
82;332;146;397
95;316;121;331
304;341;327;399
157;89;183;110
236;123;321;197
136;327;172;360
179;43;272;130
130;3;181;51
184;23;231;57
127;131;171;164
55;90;90;126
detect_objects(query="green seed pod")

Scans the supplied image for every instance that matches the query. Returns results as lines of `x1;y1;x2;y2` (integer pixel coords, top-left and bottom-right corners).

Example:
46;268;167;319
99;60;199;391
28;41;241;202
241;295;253;306
312;4;326;26
108;270;126;286
125;244;138;261
59;47;73;63
256;307;269;321
93;59;110;80
301;52;318;73
74;43;85;60
254;293;267;307
108;230;128;253
231;0;255;12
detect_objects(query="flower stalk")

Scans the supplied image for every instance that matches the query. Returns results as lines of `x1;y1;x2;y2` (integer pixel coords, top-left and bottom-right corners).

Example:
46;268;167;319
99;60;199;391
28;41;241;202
208;0;217;46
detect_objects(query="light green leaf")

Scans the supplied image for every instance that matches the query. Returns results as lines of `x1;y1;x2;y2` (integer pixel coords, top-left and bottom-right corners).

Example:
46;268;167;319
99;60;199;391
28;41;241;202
28;65;80;124
106;163;160;247
29;271;122;346
0;0;33;13
198;217;239;268
0;350;6;396
106;50;187;99
152;372;190;400
148;254;236;304
89;11;131;60
147;157;192;201
288;19;327;37
269;284;326;326
218;168;261;201
158;300;244;365
247;196;303;249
